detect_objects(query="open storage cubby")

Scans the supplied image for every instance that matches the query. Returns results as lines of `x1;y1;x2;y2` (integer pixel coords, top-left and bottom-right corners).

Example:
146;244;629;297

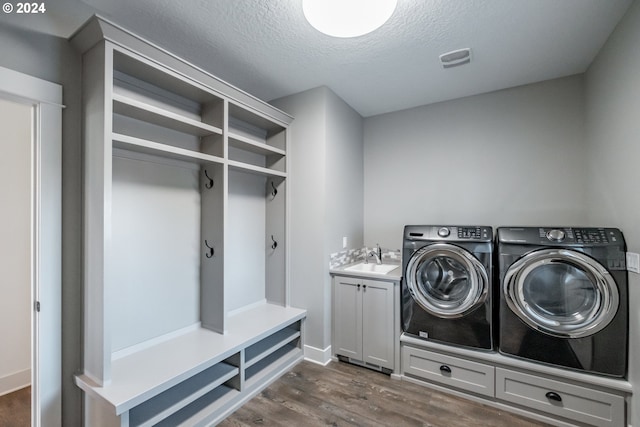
228;101;287;176
71;16;304;426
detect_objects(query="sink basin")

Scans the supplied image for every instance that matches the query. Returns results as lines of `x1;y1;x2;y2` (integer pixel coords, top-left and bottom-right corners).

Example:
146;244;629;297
343;263;399;275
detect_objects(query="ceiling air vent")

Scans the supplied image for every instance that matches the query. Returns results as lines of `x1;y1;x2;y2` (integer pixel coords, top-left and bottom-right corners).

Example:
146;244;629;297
439;48;472;69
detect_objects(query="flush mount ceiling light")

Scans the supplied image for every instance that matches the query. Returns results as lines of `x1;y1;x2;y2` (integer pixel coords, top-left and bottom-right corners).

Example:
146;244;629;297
303;0;398;38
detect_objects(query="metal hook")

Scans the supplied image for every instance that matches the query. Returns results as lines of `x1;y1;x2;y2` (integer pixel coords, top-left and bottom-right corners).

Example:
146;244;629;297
271;235;278;250
204;170;214;189
205;240;214;258
271;181;278;198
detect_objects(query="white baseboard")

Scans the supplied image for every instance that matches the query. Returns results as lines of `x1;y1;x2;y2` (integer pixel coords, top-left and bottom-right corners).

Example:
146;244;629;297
0;368;30;396
303;344;332;366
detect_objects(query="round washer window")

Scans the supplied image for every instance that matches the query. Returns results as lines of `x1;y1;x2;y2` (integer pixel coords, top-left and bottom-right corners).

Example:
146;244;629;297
406;243;488;318
504;249;618;338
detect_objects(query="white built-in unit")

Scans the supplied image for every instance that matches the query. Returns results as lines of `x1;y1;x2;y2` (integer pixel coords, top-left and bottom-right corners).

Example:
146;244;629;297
401;336;632;427
70;16;305;426
332;274;400;374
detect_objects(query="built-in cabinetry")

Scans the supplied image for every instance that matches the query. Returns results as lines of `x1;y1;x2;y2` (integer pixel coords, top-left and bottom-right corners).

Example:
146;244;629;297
332;275;398;373
70;16;305;426
401;336;631;427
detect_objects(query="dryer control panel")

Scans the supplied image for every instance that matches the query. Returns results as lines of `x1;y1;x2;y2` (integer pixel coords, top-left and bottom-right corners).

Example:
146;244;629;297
499;227;624;247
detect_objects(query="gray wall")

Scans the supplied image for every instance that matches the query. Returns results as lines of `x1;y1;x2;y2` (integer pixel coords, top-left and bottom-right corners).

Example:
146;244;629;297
0;22;83;427
363;75;586;250
585;1;640;424
271;87;364;359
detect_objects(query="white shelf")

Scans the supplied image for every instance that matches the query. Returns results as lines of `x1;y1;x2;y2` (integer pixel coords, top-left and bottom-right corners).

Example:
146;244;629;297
244;345;302;390
228;160;287;178
113;93;223;137
228;132;285;157
155;385;240;427
112;132;224;166
128;362;238;427
75;303;306;415
245;327;300;369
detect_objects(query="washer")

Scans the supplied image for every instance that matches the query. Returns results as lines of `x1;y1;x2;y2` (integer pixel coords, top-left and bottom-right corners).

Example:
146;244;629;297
498;227;628;377
402;225;495;350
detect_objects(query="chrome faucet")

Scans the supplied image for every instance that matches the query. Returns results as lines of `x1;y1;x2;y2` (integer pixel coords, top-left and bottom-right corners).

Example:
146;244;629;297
366;244;383;264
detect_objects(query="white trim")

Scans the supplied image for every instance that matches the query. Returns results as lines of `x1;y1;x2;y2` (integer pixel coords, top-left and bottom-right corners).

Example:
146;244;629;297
303;344;332;366
0;67;62;427
0;369;31;396
0;66;63;107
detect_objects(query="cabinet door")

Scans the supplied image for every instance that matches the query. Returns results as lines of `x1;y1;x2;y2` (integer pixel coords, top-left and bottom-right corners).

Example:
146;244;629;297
333;276;363;360
362;279;394;369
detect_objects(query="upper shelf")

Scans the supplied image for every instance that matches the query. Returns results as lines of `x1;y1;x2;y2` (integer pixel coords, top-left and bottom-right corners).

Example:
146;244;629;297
112;133;224;166
113;93;223;137
228;160;287;179
228;132;285;157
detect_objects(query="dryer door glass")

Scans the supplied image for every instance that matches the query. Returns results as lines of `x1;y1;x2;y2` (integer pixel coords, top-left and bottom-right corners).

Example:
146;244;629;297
504;249;619;338
406;243;488;318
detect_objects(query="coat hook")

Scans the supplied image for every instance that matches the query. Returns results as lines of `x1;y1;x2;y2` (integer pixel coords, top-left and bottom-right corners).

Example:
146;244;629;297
204;170;214;189
205;240;214;258
271;181;278;198
271;235;278;250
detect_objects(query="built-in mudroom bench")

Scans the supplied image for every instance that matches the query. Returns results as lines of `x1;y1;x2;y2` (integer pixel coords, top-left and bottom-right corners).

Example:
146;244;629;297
70;16;305;426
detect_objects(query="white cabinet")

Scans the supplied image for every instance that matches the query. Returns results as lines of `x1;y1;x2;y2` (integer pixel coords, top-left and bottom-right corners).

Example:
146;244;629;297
70;16;305;426
496;368;625;427
333;275;396;371
400;336;631;427
402;346;494;397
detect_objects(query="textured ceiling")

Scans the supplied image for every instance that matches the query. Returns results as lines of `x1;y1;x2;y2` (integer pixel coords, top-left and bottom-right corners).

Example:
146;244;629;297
2;0;633;117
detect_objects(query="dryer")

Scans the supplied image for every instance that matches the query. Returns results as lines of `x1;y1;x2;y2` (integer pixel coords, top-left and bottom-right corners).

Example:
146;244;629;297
498;227;628;377
402;225;494;350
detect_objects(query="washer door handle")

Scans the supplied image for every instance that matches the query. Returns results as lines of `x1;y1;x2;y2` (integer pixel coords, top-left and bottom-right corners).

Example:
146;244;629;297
439;365;452;374
545;391;562;402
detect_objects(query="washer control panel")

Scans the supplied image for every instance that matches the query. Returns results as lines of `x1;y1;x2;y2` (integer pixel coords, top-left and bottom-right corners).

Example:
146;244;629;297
405;225;492;242
457;227;488;239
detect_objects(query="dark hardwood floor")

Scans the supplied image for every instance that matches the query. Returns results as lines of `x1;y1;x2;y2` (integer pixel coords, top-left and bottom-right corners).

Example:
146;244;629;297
0;386;30;427
220;361;552;427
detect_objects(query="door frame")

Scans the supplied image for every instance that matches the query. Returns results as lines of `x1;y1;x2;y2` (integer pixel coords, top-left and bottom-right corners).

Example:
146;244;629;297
0;66;63;426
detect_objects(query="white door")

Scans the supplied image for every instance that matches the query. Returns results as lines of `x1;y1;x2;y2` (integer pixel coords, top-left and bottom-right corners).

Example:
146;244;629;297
333;276;363;360
0;66;62;426
361;279;394;369
0;98;32;409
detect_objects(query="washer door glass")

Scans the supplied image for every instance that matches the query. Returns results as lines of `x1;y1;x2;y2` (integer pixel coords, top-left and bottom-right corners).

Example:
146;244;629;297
504;249;619;338
406;243;488;318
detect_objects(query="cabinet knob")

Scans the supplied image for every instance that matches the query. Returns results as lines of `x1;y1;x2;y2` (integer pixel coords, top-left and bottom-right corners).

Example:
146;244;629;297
363;284;367;289
545;391;562;402
357;284;361;289
439;365;452;374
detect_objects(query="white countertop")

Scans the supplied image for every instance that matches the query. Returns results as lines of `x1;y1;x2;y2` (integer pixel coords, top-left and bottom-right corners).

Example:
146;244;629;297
330;261;402;280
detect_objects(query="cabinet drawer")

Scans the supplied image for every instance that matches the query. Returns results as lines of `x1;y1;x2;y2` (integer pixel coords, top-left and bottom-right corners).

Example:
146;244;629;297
402;346;494;397
496;368;625;427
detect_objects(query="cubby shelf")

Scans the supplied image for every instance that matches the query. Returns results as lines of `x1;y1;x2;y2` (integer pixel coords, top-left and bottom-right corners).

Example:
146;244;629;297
128;362;238;427
113;93;223;137
228;132;286;157
112;132;224;165
228;160;287;178
245;327;301;369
